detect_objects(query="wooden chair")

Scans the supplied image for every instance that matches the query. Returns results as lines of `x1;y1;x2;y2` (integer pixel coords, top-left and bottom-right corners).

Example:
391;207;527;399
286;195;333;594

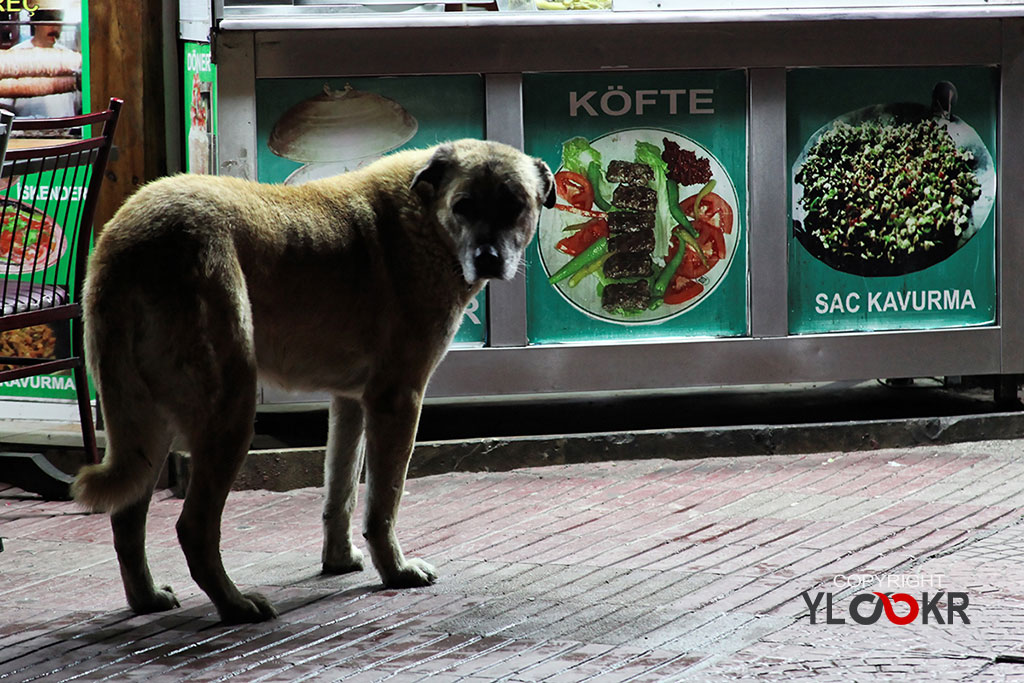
0;99;122;499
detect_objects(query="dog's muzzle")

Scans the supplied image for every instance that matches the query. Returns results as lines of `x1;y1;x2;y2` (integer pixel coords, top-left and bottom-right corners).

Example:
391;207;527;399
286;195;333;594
473;244;504;280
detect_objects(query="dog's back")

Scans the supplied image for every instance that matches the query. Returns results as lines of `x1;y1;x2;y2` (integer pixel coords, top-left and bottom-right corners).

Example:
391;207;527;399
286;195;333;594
72;150;442;513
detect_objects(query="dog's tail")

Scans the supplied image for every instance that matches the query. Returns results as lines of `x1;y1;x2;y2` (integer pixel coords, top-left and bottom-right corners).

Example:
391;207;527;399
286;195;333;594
72;252;173;514
73;453;163;514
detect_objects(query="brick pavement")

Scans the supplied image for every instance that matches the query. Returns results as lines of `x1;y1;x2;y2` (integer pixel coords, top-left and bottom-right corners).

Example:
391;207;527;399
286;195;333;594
3;440;1024;680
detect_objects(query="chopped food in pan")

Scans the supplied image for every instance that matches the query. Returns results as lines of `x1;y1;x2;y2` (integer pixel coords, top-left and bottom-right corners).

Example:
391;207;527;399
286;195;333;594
795;118;981;269
0;325;57;370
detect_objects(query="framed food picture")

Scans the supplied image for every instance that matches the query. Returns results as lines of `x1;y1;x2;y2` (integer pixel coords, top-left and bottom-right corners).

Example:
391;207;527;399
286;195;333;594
523;70;749;344
0;0;92;407
787;67;998;334
792;92;995;278
255;74;488;346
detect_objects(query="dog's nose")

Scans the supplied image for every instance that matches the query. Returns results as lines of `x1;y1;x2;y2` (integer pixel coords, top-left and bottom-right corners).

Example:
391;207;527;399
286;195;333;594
473;244;503;279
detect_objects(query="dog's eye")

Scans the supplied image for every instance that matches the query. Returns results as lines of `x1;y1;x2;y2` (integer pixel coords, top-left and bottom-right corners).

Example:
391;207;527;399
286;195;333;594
495;185;525;218
499;194;525;218
452;197;476;219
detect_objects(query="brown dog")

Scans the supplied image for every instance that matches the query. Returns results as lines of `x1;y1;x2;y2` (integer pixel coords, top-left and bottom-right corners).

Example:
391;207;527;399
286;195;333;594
73;139;555;623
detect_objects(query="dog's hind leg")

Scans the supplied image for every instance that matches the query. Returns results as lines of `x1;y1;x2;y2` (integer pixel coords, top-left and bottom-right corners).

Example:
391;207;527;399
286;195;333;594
74;386;178;613
175;358;277;624
167;265;277;623
322;395;366;574
112;493;180;613
362;382;437;588
101;424;177;613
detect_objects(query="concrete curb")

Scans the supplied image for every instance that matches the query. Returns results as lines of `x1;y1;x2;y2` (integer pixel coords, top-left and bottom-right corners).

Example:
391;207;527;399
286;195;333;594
170;409;1024;494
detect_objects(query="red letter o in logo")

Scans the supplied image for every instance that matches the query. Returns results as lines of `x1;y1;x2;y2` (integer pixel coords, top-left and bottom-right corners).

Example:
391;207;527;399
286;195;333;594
873;592;920;625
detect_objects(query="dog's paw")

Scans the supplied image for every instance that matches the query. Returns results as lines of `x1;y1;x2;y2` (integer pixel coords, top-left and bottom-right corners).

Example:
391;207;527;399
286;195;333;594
128;585;180;614
322;545;365;575
383;558;438;588
218;592;278;624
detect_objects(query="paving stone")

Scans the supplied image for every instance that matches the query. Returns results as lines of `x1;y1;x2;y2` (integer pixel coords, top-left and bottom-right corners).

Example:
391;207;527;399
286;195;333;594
4;442;1024;680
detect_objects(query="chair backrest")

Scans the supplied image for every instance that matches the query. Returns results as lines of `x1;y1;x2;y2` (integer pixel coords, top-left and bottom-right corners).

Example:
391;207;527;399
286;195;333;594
0;99;122;322
0;110;11;169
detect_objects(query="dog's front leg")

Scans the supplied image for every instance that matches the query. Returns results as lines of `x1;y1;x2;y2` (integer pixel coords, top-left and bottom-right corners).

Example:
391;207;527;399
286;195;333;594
362;382;437;588
322;395;366;574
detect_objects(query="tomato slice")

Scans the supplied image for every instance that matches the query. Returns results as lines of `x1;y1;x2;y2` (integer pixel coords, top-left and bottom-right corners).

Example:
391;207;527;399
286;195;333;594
556;217;608;257
664;277;703;305
679;248;711;279
554;170;595;211
696;219;726;260
667;222;723;280
680;191;734;234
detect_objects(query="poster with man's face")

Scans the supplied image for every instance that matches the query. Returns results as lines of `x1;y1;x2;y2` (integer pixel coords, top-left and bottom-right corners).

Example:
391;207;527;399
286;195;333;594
0;0;85;123
0;1;90;407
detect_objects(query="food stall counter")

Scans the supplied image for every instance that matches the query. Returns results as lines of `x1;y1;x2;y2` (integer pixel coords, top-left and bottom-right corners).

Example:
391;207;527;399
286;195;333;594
194;1;1024;404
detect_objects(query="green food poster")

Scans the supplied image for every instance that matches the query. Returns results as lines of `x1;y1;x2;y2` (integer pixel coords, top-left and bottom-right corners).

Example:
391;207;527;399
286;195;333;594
0;0;92;403
523;70;748;344
184;42;216;175
788;67;998;334
254;75;487;345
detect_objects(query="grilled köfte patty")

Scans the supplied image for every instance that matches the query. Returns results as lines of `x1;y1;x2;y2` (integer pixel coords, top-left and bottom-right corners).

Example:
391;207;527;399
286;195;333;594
609;228;656;254
608;210;655;233
602;280;650;312
606;160;654;186
603;252;654;280
611;185;657;212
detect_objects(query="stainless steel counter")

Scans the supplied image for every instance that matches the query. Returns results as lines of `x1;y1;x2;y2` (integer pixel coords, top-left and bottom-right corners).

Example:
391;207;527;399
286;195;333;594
207;6;1024;403
218;2;1024;31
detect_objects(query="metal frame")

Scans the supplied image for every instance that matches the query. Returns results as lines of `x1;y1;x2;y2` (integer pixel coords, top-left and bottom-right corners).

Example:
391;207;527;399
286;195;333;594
218;5;1024;29
1000;19;1024;373
214;12;1024;403
484;73;529;348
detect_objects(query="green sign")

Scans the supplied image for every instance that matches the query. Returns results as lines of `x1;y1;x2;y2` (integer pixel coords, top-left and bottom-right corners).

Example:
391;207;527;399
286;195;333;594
254;75;487;345
788;67;998;334
523;70;748;344
0;0;91;403
184;42;216;175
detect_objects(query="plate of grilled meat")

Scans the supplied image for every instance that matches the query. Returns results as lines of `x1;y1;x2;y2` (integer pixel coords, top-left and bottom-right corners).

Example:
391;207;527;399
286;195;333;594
539;128;740;324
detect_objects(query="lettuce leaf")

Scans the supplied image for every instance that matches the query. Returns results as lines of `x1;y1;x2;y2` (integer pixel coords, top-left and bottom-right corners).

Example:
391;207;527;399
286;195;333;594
561;137;603;177
635;140;672;261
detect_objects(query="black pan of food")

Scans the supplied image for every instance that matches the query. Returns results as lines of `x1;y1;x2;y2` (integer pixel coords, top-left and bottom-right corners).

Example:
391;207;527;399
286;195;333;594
791;82;995;277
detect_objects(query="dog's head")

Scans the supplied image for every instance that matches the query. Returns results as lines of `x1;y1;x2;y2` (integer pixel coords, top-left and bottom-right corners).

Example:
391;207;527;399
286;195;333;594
412;140;555;284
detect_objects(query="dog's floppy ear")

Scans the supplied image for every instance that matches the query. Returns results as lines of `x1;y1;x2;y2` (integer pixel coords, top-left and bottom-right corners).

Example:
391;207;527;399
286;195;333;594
535;158;556;209
411;144;455;196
